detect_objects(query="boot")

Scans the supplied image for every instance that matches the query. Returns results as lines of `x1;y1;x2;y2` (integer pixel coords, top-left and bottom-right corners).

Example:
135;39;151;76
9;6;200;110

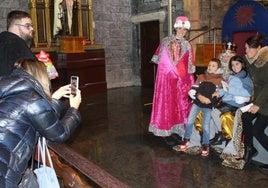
211;133;225;146
163;136;176;146
225;138;231;146
170;133;183;145
244;146;258;166
209;132;221;145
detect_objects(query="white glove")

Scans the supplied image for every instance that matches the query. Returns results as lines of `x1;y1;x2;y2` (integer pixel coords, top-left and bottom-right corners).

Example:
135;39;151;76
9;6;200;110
188;89;196;100
234;96;250;104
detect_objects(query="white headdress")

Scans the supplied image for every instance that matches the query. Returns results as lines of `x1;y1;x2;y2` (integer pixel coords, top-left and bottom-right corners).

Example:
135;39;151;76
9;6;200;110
174;16;191;30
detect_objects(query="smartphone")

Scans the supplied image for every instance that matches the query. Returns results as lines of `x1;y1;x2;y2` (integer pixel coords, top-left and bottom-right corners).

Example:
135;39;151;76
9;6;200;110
70;76;79;96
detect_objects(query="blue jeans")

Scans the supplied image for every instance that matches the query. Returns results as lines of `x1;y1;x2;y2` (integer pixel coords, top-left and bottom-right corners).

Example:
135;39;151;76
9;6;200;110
184;104;212;145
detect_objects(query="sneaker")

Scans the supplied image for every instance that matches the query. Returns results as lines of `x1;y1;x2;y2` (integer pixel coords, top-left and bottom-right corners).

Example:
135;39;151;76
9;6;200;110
172;139;189;152
201;145;210;157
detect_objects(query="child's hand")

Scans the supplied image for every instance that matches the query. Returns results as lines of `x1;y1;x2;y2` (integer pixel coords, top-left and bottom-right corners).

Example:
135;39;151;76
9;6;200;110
188;89;196;99
197;94;211;104
212;91;219;98
248;104;259;114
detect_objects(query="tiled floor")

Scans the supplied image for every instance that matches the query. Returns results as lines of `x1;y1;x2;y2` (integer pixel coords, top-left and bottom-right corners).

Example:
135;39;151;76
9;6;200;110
65;86;268;188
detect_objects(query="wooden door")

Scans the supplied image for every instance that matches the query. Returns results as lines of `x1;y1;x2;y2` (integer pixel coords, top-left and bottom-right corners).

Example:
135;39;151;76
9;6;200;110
140;21;159;87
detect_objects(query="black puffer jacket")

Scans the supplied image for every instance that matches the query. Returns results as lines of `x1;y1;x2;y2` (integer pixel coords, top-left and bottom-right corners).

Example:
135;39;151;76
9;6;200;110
0;69;81;187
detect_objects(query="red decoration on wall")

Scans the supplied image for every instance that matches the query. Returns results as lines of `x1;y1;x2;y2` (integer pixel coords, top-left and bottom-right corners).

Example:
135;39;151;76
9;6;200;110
222;0;268;48
235;5;255;27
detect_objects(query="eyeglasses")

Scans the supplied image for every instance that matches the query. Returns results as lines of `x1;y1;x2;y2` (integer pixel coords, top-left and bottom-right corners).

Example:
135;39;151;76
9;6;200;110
15;23;34;30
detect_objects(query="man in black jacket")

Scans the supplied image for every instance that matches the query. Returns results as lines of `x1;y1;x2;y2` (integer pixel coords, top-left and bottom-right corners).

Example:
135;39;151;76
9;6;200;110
0;10;36;76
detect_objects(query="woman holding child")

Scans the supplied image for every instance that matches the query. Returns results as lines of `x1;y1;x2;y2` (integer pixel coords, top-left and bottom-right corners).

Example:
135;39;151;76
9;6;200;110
220;34;268;170
241;35;268;171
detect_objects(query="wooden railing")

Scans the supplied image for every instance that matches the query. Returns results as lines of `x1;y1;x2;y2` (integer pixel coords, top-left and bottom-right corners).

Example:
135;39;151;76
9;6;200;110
48;142;130;188
189;27;222;57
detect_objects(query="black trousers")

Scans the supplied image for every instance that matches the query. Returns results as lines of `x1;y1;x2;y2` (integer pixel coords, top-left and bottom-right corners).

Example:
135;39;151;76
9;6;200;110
242;112;268;151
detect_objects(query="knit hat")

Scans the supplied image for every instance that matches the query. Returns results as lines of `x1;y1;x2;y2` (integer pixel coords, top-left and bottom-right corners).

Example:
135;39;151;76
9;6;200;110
174;16;191;29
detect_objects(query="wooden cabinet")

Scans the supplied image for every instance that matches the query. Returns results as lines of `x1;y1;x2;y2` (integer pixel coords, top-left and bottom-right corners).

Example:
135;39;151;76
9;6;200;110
50;49;107;96
195;44;223;66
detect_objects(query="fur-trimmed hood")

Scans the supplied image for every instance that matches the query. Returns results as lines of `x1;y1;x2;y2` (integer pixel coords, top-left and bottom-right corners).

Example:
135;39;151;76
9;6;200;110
255;46;268;68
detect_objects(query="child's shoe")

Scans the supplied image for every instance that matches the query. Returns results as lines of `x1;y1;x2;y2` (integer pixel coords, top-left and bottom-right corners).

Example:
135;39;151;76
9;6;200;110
201;144;210;157
172;139;190;152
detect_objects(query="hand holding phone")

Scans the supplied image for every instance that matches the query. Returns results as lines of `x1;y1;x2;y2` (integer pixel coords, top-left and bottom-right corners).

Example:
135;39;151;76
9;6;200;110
70;76;79;96
69;88;82;109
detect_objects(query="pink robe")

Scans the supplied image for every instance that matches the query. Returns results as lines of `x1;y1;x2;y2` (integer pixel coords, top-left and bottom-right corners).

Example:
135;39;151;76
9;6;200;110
149;36;195;137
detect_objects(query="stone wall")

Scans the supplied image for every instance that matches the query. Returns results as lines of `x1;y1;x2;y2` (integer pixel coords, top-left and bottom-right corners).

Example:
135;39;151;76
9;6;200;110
93;0;135;88
0;0;28;32
197;0;238;43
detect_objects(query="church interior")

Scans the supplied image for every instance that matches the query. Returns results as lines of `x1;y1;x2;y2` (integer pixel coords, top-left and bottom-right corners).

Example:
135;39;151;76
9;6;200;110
1;0;268;187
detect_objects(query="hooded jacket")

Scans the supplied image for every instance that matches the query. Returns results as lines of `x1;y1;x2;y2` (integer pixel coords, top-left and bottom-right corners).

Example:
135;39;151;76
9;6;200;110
0;69;81;187
0;31;36;76
218;70;253;108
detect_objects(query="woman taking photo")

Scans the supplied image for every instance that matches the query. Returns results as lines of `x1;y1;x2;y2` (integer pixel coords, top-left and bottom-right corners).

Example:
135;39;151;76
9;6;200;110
0;58;82;186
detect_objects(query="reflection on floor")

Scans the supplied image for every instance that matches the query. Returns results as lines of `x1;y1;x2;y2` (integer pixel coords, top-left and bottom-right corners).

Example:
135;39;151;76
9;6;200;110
65;86;268;188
